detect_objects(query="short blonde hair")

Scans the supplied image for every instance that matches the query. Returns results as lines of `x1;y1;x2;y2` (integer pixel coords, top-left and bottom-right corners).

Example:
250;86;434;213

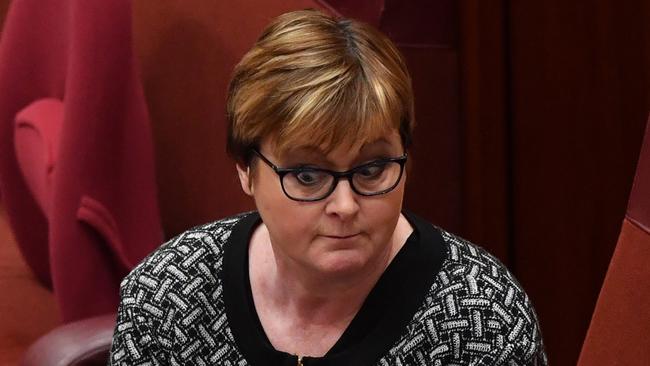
226;9;414;164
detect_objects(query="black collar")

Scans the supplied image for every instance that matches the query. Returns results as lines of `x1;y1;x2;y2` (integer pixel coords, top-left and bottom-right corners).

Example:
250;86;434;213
222;211;447;366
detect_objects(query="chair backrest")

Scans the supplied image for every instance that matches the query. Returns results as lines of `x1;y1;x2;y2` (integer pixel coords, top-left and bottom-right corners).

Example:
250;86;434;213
0;0;162;322
577;113;650;365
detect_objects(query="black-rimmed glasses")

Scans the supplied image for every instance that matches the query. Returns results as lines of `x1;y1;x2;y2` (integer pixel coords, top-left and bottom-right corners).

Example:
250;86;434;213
252;149;407;202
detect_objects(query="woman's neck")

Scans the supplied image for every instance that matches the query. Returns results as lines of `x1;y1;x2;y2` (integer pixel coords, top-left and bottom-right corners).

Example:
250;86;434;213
248;214;413;326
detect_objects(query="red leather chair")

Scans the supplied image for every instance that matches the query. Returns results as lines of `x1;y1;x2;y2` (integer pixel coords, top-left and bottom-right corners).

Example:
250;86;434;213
21;314;117;366
577;114;650;365
0;0;162;325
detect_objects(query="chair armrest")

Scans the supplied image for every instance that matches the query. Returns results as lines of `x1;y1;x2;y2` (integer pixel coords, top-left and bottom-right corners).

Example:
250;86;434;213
21;313;117;366
14;98;64;215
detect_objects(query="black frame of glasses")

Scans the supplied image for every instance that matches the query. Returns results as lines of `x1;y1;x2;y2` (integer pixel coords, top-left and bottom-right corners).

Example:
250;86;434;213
252;148;408;202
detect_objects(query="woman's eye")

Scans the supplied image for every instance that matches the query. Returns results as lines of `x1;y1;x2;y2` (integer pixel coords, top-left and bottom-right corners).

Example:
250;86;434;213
294;170;323;185
358;163;386;178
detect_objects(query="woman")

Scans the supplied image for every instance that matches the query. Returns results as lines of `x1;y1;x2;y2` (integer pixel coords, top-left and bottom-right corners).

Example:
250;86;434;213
110;9;546;365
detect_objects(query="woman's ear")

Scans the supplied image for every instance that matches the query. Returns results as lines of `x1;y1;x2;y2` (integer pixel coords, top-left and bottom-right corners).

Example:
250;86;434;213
236;163;254;196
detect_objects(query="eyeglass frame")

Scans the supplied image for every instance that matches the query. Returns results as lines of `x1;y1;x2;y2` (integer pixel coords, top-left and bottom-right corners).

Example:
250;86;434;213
251;148;408;202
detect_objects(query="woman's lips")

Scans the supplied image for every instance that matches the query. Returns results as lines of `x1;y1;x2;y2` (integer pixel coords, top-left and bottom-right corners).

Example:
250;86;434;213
322;233;360;239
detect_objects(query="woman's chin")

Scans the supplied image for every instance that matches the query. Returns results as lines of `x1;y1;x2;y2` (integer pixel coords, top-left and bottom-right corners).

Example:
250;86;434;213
310;249;372;277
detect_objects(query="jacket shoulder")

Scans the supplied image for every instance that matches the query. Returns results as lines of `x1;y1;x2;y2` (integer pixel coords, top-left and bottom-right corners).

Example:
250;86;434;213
387;228;547;365
119;212;251;303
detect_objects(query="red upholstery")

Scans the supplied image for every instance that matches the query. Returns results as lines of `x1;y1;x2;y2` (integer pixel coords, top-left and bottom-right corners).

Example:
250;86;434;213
627;119;650;234
21;313;116;366
578;114;650;365
0;0;162;322
14;98;64;215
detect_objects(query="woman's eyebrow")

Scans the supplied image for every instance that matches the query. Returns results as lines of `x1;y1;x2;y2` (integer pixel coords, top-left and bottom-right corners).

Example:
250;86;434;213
289;145;324;154
282;146;331;164
360;138;391;151
285;146;325;158
357;139;401;159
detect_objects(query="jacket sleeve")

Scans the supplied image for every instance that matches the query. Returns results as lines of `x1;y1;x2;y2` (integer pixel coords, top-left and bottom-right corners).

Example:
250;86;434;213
109;273;168;365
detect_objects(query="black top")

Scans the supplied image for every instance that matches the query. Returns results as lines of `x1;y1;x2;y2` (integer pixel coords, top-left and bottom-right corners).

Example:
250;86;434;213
222;211;447;365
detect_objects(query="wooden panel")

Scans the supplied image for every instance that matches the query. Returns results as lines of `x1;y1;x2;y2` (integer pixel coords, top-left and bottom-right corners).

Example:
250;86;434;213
509;1;650;364
382;1;463;236
403;46;462;233
458;0;510;264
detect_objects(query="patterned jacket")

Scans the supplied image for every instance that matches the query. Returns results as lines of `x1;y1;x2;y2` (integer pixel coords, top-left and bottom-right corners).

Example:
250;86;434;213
109;211;547;365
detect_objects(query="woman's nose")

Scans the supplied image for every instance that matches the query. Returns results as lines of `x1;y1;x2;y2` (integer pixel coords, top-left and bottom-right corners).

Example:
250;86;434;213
324;179;360;218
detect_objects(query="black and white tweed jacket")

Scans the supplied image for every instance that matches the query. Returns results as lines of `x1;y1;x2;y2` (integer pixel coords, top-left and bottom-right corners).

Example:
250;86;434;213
109;212;547;365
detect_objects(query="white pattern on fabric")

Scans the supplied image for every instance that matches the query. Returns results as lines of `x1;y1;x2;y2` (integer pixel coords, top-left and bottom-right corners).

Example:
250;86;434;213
109;213;547;365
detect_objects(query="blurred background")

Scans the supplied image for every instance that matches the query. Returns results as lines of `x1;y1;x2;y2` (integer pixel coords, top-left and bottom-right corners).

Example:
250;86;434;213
0;1;649;365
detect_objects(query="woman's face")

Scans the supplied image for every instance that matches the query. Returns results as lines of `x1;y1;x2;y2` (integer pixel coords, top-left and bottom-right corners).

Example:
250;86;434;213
237;129;407;278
